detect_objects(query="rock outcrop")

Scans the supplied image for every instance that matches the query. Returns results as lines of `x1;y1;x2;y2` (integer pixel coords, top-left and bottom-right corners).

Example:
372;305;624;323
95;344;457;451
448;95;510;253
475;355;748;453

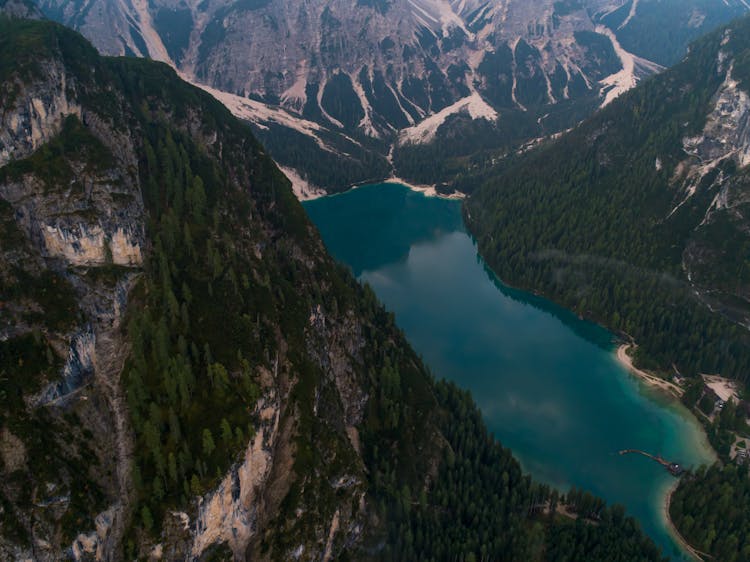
0;17;418;561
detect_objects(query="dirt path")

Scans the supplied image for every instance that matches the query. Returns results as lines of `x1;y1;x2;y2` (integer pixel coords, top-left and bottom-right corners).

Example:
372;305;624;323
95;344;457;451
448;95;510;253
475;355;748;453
664;481;711;561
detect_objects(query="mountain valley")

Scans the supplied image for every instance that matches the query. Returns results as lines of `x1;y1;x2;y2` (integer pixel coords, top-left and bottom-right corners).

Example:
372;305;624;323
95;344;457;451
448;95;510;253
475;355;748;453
3;0;750;560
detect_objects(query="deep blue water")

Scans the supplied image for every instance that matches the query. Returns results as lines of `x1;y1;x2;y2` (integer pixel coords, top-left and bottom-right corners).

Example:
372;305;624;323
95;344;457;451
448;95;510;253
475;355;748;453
304;183;714;559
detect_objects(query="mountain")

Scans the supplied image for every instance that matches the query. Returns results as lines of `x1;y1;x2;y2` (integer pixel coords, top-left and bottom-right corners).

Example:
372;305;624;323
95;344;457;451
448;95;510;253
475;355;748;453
0;13;667;561
462;18;750;559
38;0;749;192
0;0;42;18
465;14;750;382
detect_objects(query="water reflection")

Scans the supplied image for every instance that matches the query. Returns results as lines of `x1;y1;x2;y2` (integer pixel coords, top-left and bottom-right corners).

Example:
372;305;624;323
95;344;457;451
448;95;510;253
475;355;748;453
304;183;714;560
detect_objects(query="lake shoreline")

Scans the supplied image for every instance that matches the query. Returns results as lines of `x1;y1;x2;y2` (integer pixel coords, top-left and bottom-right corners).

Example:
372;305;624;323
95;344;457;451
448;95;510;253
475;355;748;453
616;344;684;399
306;182;716;559
615;343;717;460
288;175;467;202
663;481;704;561
381;177;466;200
617;343;717;561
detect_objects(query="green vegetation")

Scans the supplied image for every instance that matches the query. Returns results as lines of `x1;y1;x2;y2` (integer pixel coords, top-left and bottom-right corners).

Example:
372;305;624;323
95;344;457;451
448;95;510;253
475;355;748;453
365;381;667;561
0;17;673;559
152;6;193;64
600;0;748;66
251;122;391;193
681;382;750;459
0;333;62;410
0;274;105;547
0;85;106;547
121;122;267;536
393;112;537;188
392;94;602;189
670;463;750;561
573;31;622;79
0;17;98;106
464;16;750;562
465;15;750;382
321;71;365;129
0;114;115;192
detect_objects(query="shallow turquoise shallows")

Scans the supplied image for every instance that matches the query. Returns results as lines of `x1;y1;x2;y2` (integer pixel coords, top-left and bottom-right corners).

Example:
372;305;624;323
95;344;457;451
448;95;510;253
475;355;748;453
303;183;714;560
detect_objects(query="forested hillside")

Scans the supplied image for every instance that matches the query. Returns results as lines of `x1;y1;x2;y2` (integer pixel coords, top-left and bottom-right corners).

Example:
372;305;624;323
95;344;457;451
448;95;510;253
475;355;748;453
0;14;668;561
670;463;750;561
465;14;750;382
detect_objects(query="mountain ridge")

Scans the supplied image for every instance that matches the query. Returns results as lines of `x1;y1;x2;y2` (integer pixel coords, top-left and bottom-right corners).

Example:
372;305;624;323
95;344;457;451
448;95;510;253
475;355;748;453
38;0;749;192
0;13;670;561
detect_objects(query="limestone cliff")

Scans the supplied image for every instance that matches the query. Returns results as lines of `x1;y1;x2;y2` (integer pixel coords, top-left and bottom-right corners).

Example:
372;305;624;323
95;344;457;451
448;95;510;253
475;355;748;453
0;16;431;561
37;0;747;193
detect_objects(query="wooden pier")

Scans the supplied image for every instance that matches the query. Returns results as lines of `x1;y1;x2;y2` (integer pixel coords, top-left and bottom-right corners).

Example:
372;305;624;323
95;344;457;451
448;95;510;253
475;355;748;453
618;449;684;476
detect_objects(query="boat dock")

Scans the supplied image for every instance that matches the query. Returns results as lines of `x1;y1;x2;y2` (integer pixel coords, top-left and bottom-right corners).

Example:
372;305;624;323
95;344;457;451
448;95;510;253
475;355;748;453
618;449;684;476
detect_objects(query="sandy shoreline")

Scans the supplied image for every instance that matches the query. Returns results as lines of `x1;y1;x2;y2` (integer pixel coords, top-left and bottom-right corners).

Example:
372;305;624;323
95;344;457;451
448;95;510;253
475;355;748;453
616;344;684;398
283;168;467;202
381;177;466;200
617;343;716;560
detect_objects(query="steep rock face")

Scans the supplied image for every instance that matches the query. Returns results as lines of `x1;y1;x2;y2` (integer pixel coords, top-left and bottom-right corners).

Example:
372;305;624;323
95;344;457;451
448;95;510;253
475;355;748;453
0;59;81;166
38;0;633;132
39;0;747;132
0;17;424;561
673;49;750;217
0;29;144;562
675;36;750;319
38;0;747;193
189;388;281;559
0;0;42;19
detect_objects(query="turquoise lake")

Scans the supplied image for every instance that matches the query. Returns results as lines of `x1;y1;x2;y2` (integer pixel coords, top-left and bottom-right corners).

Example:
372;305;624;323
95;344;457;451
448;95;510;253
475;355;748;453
303;182;715;560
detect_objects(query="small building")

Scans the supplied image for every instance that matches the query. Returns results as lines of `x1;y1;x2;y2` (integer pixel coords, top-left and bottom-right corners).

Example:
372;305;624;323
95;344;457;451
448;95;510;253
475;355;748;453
668;463;684;476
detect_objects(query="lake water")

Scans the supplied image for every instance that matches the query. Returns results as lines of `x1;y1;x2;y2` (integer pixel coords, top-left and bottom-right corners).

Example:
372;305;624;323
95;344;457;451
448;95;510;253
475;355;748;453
303;182;714;559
